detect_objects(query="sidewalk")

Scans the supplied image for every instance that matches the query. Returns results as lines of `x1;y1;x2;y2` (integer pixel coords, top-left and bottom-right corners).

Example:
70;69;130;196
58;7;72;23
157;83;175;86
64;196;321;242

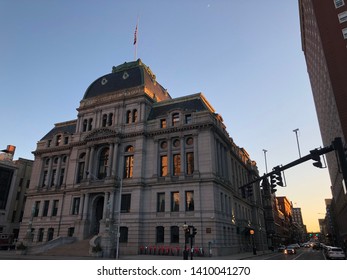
0;249;275;260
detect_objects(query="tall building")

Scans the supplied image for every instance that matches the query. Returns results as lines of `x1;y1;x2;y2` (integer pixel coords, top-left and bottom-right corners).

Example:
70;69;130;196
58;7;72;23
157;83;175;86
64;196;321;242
299;0;347;246
18;59;267;257
0;147;33;249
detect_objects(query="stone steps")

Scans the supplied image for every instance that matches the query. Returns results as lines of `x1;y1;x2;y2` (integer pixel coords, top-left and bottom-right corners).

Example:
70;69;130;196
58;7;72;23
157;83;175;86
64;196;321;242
39;239;90;257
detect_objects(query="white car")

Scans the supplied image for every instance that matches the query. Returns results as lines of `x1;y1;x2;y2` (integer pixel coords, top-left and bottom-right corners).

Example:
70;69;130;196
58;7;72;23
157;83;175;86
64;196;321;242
326;247;346;260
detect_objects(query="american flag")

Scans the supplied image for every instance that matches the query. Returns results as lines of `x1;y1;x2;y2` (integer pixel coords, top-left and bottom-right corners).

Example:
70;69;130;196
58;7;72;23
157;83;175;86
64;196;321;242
133;24;138;45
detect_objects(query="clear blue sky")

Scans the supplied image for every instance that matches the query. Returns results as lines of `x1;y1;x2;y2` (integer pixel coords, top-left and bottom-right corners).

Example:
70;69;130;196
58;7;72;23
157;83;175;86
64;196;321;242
0;0;331;232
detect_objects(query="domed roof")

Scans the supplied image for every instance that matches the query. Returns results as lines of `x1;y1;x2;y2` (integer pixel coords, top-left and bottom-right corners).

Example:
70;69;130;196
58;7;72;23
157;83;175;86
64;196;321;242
82;59;171;101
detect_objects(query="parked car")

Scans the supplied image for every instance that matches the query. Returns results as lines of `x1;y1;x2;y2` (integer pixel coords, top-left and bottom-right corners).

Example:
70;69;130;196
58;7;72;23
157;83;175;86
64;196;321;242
277;245;286;252
284;245;296;255
326;247;346;260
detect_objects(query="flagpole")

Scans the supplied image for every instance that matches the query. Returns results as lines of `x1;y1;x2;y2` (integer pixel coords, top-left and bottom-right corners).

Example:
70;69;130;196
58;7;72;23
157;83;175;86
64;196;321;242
134;16;139;60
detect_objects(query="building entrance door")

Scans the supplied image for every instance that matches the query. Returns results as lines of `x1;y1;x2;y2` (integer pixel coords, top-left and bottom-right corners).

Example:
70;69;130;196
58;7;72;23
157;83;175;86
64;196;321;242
91;196;104;235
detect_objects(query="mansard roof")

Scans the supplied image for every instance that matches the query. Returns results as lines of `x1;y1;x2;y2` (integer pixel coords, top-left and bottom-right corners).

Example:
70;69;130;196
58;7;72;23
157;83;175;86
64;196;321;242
148;93;215;120
40;120;76;141
82;59;171;102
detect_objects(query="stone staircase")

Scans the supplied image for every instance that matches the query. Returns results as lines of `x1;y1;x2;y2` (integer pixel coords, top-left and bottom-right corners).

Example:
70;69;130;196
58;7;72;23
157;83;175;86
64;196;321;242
38;238;91;257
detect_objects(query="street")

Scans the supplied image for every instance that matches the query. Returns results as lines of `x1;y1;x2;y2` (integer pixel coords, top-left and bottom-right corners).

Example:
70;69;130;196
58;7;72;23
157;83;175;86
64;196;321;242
252;247;326;260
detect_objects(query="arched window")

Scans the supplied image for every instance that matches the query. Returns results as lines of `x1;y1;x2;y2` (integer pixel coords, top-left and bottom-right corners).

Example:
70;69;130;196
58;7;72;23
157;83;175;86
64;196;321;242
108;113;113;126
97;148;109;179
126;110;131;124
124;145;134;179
82;119;88;132
102;114;107;127
132;109;138;123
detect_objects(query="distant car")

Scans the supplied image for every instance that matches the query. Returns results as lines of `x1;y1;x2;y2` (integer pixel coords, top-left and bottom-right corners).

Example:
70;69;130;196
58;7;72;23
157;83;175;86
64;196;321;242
277;245;286;252
284;246;296;255
289;243;300;249
326;247;346;260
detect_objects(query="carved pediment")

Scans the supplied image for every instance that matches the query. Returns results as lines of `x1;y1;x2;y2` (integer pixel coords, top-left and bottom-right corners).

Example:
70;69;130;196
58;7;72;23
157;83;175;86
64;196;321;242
84;128;117;141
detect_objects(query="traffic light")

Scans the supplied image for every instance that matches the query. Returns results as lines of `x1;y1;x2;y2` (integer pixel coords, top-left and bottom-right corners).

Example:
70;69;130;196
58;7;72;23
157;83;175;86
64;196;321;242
193;227;197;236
246;184;253;197
270;174;277;193
273;167;284;187
310;149;323;168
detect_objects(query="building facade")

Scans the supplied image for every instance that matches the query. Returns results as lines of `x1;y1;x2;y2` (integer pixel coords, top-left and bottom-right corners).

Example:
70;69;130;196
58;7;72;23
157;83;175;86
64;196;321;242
0;147;33;249
18;59;267;257
299;0;347;246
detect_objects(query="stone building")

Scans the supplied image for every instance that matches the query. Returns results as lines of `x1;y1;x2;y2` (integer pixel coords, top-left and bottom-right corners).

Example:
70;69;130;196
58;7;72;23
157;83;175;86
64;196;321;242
18;59;267;257
0;146;33;248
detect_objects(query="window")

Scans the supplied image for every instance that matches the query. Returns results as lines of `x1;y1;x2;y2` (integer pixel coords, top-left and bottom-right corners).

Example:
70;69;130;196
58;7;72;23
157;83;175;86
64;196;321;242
50;169;56;187
43;200;49;217
334;0;345;8
343;27;347;39
185;114;192;124
59;168;65;186
121;194;131;213
72;197;80;215
56;135;61;146
37;228;44;242
102;114;107;127
156;226;164;243
76;153;85;183
172;139;180;148
97;148;109;179
160;155;168;177
34;201;40;217
132;109;138;123
186;152;194;175
170;226;179;243
338;11;347;23
171;192;179;212
88;118;93;131
47;228;54;241
160;119;167;128
82;119;88;132
42;171;47;187
124;146;134;179
68;227;75;237
52;200;59;216
64;137;69;145
185;191;194;211
157;193;165;212
160;141;167;150
173;154;181;176
108;113;113;126
126;110;131;123
172;113;180;126
120;227;128;243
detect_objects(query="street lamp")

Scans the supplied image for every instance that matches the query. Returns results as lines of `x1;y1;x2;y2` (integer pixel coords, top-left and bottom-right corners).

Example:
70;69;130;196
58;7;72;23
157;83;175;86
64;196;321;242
293;128;301;158
262;149;268;173
183;222;189;260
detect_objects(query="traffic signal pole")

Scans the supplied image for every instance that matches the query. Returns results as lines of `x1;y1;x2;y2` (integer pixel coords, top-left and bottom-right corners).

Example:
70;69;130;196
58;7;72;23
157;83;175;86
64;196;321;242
240;137;346;190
